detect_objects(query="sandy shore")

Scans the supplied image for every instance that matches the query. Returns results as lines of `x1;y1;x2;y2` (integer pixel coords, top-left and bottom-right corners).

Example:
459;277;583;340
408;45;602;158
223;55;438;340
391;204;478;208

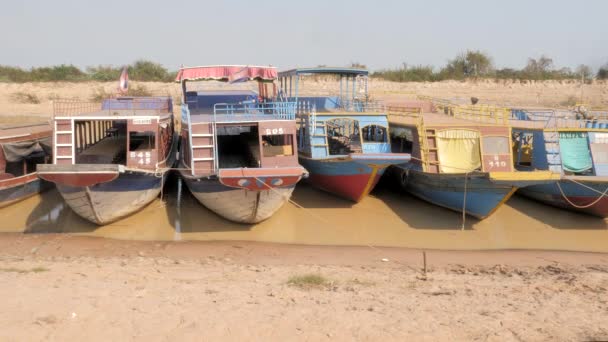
0;234;607;341
0;79;606;120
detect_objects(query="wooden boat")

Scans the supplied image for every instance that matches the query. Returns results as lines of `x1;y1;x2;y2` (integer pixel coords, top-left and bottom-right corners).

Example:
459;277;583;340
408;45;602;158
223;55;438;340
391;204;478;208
507;108;608;217
277;67;410;202
0;123;53;207
388;105;558;219
38;97;177;225
176;65;307;223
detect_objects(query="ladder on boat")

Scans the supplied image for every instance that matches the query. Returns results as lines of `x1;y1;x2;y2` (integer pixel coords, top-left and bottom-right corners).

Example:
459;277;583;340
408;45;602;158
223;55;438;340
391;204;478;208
190;122;216;175
418;117;439;173
54;119;74;164
310;109;329;156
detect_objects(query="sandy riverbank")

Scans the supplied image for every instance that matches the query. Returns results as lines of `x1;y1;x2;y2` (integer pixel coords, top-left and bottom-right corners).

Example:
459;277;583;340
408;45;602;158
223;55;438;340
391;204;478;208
0;79;606;119
0;234;607;341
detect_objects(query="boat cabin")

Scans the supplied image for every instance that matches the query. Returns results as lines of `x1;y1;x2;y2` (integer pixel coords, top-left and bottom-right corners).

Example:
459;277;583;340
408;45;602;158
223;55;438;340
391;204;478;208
389;111;514;174
510;109;608;176
51;97;174;170
177;65;299;176
277;67;391;159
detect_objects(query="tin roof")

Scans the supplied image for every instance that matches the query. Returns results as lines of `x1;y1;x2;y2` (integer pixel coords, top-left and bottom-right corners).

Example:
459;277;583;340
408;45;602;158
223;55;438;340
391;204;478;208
278;67;369;77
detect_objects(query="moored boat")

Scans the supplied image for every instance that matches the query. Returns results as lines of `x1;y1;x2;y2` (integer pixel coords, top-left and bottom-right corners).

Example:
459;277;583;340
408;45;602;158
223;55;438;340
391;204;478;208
38;97;177;225
388;105;558;219
508;108;608;217
277;67;411;202
0;123;53;207
176;65;307;223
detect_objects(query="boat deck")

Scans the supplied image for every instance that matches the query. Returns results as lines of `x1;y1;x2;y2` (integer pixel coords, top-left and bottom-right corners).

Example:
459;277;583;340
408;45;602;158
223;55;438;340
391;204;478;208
388;112;506;128
77;137;126;164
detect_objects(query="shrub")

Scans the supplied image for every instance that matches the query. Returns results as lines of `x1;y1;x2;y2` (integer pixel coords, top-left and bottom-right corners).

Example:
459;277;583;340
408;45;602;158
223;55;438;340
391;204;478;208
11;91;41;104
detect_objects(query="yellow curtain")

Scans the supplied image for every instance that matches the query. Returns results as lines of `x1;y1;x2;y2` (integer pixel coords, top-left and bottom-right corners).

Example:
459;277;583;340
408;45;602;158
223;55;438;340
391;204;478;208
436;129;481;173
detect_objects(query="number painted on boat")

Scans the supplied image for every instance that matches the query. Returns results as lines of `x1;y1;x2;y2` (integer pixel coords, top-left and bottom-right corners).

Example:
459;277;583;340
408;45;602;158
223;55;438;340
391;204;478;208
265;128;284;135
133;119;151;125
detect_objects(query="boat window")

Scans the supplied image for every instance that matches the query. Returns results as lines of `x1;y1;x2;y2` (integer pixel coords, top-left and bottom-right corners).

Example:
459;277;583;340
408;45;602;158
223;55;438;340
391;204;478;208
75;120;127;164
559;132;593;175
129;131;156;151
326;118;362;155
389;127;413;153
436;129;481;173
217;124;260;168
512;132;533;167
362;125;387;143
262;134;294;157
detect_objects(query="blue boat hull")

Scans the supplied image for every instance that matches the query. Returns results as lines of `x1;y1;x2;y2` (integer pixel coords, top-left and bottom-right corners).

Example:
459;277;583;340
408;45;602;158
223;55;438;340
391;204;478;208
518;179;608;217
0;176;52;208
393;166;516;219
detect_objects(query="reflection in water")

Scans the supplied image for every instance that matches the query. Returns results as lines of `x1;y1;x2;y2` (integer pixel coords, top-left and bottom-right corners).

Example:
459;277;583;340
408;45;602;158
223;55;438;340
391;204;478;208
0;172;606;252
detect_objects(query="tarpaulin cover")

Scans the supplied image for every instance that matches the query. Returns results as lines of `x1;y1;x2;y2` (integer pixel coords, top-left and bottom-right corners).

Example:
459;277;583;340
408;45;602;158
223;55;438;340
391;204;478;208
176;66;277;82
436;129;481;173
1;137;52;162
559;132;593;173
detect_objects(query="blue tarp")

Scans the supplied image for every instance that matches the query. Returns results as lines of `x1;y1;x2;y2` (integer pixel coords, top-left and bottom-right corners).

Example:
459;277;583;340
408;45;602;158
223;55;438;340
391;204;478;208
559;132;593;173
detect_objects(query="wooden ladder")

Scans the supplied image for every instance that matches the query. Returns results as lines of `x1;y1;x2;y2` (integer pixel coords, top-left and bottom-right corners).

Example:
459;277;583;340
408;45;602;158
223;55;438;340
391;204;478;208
190;122;216;175
418;117;439;172
54;119;74;164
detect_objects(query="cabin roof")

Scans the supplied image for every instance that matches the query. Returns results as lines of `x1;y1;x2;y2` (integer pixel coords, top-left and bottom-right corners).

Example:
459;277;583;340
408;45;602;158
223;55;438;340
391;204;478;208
0;122;51;142
388;112;508;128
176;65;277;82
278;67;369;78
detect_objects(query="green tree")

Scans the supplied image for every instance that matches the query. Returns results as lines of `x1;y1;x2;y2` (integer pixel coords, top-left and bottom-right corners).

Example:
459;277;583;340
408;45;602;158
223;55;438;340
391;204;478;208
597;63;608;80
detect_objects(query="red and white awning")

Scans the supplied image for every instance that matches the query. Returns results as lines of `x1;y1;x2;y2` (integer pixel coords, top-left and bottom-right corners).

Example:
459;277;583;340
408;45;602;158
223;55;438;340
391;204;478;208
175;65;277;82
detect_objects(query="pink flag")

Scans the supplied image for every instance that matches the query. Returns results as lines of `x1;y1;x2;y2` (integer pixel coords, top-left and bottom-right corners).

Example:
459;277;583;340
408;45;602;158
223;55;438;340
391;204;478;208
118;66;129;94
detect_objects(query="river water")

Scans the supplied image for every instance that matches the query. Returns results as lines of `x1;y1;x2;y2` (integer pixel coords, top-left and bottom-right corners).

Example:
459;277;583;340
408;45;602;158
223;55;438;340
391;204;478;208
1;175;607;252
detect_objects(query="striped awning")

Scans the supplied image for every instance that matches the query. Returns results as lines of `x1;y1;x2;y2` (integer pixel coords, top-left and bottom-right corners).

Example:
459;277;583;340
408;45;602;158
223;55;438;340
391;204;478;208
176;65;277;82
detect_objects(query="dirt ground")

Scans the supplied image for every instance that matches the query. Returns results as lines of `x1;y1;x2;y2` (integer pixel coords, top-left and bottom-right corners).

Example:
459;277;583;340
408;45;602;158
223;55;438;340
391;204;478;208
0;234;607;341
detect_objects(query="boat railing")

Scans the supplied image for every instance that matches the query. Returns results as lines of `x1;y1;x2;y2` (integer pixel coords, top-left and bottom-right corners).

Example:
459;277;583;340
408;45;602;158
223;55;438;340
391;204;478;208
53;98;172;117
212;101;296;122
509;109;608;129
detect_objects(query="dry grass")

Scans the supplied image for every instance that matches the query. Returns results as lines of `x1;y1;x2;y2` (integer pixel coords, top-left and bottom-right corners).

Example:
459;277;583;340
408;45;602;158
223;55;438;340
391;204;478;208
11;91;41;104
287;273;331;289
90;84;152;102
0;266;49;274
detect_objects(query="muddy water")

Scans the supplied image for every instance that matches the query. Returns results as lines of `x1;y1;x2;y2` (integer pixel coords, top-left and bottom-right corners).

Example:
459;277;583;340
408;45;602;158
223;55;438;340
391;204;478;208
1;175;607;252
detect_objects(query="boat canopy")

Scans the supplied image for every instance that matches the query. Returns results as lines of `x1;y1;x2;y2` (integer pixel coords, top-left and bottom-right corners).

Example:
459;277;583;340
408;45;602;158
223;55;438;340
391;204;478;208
278;67;368;78
176;65;277;83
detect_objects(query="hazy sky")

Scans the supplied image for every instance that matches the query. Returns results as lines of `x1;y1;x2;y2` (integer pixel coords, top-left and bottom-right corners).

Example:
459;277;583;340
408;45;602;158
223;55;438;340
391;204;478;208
1;0;607;71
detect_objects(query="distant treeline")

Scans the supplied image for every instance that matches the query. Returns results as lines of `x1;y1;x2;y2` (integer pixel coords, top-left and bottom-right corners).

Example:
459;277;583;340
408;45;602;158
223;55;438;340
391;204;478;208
370;51;608;82
0;60;176;83
1;53;607;83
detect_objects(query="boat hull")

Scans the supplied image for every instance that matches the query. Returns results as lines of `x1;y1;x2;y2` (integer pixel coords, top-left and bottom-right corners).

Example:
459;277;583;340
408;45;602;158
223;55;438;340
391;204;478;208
182;175;295;224
49;171;164;225
518;180;608;218
394;167;516;219
0;174;52;208
299;153;410;202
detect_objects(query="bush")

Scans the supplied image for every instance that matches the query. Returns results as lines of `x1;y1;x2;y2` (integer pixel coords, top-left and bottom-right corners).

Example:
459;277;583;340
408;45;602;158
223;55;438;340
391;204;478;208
373;64;437;82
130;60;173;82
87;65;122;81
11;92;41;104
90;84;152;102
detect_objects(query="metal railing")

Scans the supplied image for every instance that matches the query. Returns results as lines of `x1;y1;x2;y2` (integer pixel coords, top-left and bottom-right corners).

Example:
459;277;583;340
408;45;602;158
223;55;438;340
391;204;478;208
212;101;296;122
53;97;173;117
